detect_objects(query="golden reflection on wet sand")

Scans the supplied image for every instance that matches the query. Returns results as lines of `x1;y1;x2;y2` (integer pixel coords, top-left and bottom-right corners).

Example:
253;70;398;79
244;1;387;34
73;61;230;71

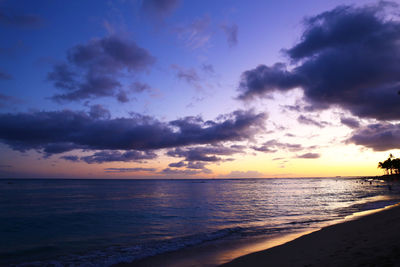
218;201;400;266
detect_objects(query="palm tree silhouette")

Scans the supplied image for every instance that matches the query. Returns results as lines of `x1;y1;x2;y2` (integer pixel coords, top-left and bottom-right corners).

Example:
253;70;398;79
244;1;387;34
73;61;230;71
378;161;387;175
392;158;400;175
378;154;400;176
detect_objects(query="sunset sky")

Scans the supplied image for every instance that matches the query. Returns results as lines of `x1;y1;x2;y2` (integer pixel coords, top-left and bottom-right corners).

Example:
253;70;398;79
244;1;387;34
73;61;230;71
1;0;400;178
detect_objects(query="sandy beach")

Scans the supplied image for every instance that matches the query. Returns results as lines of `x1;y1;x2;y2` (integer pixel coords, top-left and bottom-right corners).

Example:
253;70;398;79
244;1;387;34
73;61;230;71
222;204;400;267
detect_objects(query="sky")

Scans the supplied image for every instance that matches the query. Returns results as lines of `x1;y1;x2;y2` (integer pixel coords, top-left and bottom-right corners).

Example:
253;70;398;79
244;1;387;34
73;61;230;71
1;0;400;179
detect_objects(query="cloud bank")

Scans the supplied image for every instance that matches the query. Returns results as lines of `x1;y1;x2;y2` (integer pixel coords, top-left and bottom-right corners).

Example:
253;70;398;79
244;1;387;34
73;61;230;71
238;2;400;151
0;109;266;163
104;167;156;173
238;3;400;121
348;123;400;151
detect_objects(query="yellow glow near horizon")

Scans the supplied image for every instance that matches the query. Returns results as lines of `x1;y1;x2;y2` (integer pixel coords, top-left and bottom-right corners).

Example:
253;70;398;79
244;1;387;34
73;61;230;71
2;143;398;179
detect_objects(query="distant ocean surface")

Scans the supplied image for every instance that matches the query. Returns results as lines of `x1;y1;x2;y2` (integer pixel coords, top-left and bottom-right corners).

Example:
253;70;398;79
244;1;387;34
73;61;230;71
1;178;400;266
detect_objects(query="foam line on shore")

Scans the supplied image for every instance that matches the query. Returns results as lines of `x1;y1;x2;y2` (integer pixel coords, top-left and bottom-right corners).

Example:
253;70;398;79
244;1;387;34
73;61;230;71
221;202;400;266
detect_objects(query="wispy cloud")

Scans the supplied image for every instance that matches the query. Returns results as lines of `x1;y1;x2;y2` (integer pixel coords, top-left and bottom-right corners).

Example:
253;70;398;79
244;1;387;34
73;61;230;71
221;170;264;178
297;115;329;128
0;9;43;28
104;167;156;173
171;64;203;90
252;139;304;153
0;70;12;80
141;0;180;20
174;15;212;49
296;153;320;159
221;23;238;47
340;117;360;129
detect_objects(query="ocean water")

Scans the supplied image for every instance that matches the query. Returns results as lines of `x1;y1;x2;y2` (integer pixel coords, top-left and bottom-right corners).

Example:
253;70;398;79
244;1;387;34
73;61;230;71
1;178;400;266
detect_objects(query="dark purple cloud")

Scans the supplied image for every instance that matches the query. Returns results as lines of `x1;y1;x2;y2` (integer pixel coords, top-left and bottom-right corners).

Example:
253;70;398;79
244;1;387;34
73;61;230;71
0;70;12;80
201;64;215;75
282;103;317;113
251;145;276;153
131;82;152;93
47;64;77;90
141;0;180;19
187;161;207;170
167;159;211;173
282;104;302;113
340;117;360;128
61;155;79;162
169;161;186;167
221;23;238;47
104;167;156;173
252;139;303;153
183;161;212;174
167;148;218;162
43;143;80;155
160;168;203;176
0;93;21;108
88;104;111;120
238;3;400;121
81;150;157;164
0;109;266;161
52;74;123;102
223;170;264;178
0;164;12;168
0;9;42;28
238;63;304;100
48;36;155;102
67;36;155;72
297;115;328;128
171;64;201;87
165;144;245;172
116;90;129;103
348;123;400;151
168;110;266;144
285;2;397;60
297;152;320;159
167;145;244;162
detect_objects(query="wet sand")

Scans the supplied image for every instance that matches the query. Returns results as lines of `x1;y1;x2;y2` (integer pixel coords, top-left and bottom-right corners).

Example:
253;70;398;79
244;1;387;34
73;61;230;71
115;231;313;267
115;204;400;267
222;204;400;267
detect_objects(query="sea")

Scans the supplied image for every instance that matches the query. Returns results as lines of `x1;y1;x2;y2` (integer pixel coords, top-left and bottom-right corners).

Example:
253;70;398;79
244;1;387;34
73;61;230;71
1;178;400;266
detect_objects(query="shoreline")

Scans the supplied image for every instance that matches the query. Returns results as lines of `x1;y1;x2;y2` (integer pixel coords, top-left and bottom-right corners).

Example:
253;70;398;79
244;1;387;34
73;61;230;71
115;202;400;267
114;229;316;267
221;203;400;266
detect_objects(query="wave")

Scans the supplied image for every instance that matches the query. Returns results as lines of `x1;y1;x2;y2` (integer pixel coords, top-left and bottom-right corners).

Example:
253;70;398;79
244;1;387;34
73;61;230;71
6;178;400;267
14;200;400;267
13;222;322;267
13;227;245;267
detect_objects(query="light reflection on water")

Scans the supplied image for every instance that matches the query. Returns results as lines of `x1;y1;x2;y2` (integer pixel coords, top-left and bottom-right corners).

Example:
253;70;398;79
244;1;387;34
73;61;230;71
0;178;399;266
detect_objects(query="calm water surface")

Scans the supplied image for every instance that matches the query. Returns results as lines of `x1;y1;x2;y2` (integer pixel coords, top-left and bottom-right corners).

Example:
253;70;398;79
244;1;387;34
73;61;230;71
1;178;399;266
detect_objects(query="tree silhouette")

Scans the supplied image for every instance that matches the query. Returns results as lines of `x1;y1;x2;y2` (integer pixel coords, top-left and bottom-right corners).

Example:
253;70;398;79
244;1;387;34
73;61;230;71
378;154;400;176
392;158;400;175
378;161;387;175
